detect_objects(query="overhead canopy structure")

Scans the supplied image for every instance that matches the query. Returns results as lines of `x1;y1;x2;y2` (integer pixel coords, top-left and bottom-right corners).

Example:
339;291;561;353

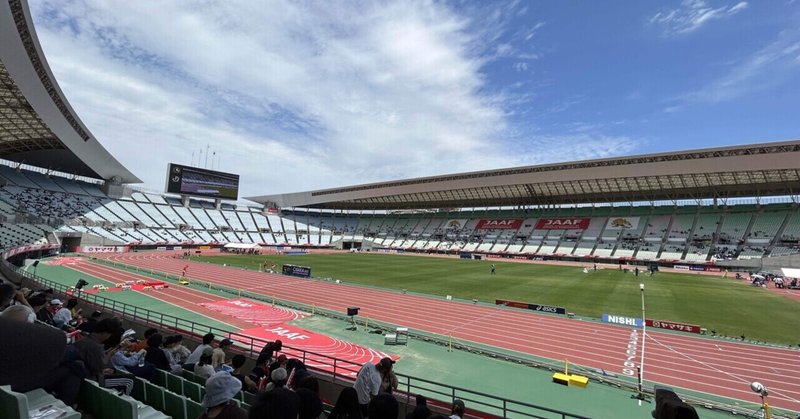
248;140;800;210
0;0;139;183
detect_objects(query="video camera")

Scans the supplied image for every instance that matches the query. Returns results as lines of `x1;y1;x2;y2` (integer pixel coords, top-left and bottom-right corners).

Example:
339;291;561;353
651;385;698;419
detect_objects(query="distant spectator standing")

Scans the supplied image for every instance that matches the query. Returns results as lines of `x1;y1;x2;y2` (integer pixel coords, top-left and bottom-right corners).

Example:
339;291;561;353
354;358;394;417
258;339;283;363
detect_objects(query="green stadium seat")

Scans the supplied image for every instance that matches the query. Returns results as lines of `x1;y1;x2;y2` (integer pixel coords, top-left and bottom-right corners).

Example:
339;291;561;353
155;369;168;386
166;372;185;395
183;380;203;403
163;390;188;419
181;369;197;381
132;377;147;402
144;381;166;412
243;391;257;405
0;385;80;419
186;398;205;419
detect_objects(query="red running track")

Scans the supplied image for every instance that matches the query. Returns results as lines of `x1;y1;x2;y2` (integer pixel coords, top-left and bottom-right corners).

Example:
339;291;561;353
97;252;800;410
64;259;393;369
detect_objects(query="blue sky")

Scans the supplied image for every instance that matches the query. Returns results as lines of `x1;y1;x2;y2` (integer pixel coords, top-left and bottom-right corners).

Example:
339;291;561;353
28;0;800;197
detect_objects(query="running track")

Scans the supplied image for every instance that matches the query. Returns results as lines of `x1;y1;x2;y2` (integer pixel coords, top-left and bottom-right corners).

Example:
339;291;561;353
95;252;800;411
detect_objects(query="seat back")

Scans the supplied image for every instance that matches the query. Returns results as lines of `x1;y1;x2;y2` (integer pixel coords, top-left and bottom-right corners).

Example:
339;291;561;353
166;372;184;396
0;385;27;419
163;390;187;419
183;380;203;403
144;381;166;412
185;398;205;419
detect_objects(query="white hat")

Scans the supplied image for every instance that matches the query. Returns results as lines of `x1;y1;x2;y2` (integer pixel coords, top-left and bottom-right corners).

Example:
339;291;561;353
201;372;242;408
50;299;63;305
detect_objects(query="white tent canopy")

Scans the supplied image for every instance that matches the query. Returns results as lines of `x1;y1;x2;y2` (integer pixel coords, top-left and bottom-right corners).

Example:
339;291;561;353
781;268;800;278
223;243;262;250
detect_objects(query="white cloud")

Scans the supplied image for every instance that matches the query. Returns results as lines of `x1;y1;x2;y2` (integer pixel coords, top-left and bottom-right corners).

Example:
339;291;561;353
649;0;748;36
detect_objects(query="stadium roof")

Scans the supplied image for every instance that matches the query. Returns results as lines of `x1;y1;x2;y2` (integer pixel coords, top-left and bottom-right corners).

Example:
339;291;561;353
248;140;800;210
0;0;139;183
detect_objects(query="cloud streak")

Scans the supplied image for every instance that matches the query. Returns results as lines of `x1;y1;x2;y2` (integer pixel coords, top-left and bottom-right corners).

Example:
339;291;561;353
649;0;748;36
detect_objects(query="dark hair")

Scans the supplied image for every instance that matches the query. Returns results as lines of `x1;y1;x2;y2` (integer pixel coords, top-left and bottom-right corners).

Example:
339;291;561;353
147;333;163;348
368;394;398;419
144;328;158;338
296;388;323;419
27;294;46;308
202;333;215;344
232;354;246;369
66;298;78;309
249;387;300;419
328;387;361;419
0;284;14;307
105;327;125;349
295;376;319;394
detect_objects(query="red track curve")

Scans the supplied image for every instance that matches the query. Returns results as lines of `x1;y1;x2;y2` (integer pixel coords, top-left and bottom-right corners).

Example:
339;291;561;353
95;252;800;411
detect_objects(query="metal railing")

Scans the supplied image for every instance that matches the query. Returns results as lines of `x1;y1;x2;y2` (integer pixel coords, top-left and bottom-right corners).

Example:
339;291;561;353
4;258;592;419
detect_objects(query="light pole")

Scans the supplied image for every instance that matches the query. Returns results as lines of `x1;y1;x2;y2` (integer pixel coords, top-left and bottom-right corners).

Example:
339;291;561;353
639;282;647;404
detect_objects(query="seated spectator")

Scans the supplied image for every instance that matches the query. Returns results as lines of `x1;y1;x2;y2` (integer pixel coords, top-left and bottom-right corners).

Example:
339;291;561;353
294;375;320;395
132;328;159;352
297;387;323;419
0;304;36;322
449;399;465;419
166;334;191;364
72;317;122;384
245;353;270;392
212;338;234;370
51;299;72;327
185;332;215;370
0;317;82;405
199;371;248;419
248;387;300;419
0;283;16;310
111;336;157;382
195;347;216;381
143;334;172;372
328;387;362;419
36;299;57;325
265;367;287;392
368;393;398;419
406;395;431;419
230;354;248;388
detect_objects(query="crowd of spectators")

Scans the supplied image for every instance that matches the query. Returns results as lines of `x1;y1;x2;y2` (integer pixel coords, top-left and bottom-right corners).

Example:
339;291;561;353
0;187;101;221
2;281;471;419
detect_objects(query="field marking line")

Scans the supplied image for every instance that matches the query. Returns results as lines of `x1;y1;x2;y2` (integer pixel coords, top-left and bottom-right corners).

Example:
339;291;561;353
648;334;800;404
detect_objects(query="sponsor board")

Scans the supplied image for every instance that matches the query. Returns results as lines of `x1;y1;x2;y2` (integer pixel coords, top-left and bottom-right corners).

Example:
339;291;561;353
2;243;59;259
475;219;523;230
706;267;722;272
445;219;468;230
496;299;567;315
78;246;129;253
534;218;591;230
689;265;705;271
605;217;640;230
645;319;701;334
673;265;690;271
282;264;311;278
602;313;643;327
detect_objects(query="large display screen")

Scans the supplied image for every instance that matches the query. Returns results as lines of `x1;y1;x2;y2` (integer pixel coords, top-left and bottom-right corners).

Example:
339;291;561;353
165;163;240;200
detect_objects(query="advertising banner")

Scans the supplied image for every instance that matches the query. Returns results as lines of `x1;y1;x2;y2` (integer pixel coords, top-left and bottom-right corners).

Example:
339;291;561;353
444;219;469;230
78;246;129;253
534;218;591;230
645;319;702;334
605;217;640;230
2;243;59;259
282;264;311;278
602;313;643;327
476;219;523;229
496;299;567;315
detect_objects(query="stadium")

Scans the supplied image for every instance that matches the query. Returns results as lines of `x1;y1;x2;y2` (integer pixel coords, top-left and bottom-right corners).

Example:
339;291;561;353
1;1;799;419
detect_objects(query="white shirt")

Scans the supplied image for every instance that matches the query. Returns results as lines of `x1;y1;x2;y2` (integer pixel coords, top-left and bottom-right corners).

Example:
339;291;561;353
194;363;216;381
185;343;210;365
53;307;72;325
353;362;382;405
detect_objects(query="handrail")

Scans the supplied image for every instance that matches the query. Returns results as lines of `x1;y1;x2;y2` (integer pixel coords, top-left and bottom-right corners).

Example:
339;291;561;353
4;258;592;419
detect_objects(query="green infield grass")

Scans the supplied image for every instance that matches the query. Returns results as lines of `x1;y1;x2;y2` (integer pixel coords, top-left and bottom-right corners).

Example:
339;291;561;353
195;252;800;344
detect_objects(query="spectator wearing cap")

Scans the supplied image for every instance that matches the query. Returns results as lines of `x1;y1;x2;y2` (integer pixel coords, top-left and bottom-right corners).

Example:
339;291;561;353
249;387;300;419
52;299;73;327
195;347;217;381
354;357;394;417
368;393;398;419
449;400;465;419
213;338;234;370
185;332;215;371
328;387;362;419
199;371;248;419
